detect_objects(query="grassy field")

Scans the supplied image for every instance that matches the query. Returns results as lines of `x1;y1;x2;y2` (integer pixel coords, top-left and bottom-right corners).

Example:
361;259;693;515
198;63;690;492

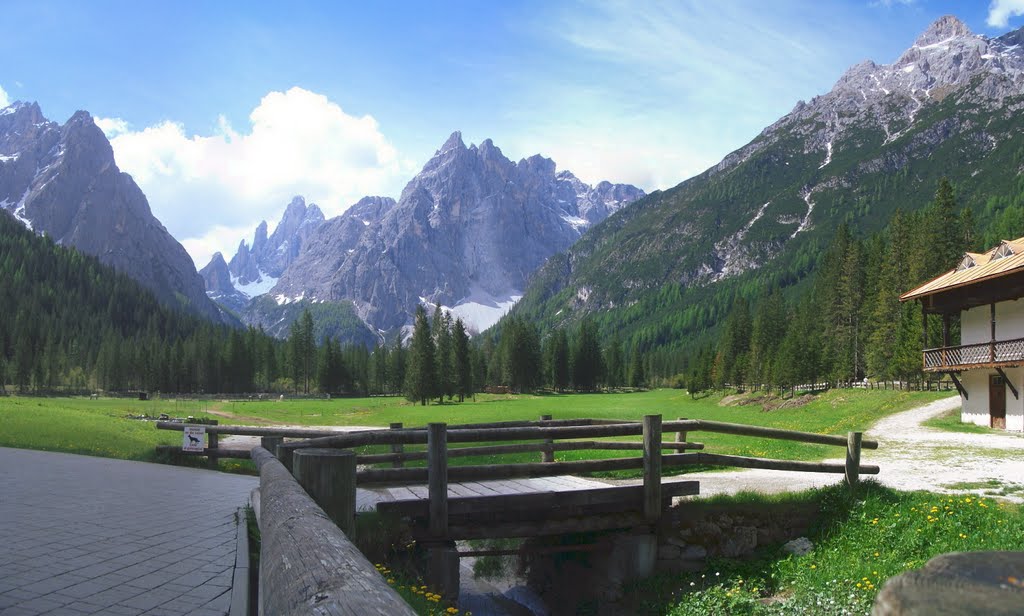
0;389;951;469
622;481;1024;615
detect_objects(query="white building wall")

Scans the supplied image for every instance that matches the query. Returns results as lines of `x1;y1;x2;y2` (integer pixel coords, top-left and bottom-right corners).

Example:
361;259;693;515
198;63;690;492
961;299;1024;345
959;300;1024;431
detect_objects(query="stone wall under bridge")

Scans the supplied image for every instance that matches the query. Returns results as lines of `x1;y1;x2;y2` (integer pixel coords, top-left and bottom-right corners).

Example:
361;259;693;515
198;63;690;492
521;500;820;609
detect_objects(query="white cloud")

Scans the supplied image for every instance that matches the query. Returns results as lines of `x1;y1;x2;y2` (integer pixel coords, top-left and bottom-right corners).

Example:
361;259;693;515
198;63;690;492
93;116;129;137
104;87;412;266
0;84;9;108
988;0;1024;27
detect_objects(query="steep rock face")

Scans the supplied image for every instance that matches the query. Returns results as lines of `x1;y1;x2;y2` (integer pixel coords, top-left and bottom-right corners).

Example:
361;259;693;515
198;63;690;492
512;16;1024;331
203;195;326;303
199;252;249;313
0;102;225;322
267;132;645;332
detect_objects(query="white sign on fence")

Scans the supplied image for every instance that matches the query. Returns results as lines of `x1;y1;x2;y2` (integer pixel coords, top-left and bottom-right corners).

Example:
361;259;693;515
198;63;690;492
183;426;206;452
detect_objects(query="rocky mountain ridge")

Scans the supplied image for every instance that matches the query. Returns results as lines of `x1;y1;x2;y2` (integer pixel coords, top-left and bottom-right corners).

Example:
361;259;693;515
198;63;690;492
258;132;644;335
0;101;226;323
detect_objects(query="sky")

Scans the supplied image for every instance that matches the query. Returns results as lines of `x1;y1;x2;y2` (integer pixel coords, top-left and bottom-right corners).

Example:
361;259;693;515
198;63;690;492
2;0;1024;268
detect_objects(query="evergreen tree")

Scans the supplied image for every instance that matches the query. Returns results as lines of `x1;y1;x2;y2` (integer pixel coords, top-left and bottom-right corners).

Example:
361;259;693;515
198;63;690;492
404;305;435;405
604;337;624;388
571;318;603;391
452;318;472;402
629;346;646;388
433;307;454;402
548;329;570;392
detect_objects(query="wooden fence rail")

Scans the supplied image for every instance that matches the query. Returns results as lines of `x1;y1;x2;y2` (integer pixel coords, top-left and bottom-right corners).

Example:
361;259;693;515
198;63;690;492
251;446;415;616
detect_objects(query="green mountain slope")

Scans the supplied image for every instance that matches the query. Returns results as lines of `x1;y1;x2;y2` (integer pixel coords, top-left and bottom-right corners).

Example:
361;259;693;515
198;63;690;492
508;19;1024;366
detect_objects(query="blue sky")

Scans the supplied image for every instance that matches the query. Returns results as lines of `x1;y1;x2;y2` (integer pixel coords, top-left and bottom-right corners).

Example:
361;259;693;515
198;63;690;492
2;0;1023;266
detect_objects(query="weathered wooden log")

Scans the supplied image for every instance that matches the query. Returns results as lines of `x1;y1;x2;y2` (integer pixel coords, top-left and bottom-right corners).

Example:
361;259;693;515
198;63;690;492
357;455;651;485
846;431;863;486
280;417;876;452
354;439;705;464
260;436;283;453
692;452;879;474
251;447;415;616
664;419;879;450
643;415;662;523
206;420;219;470
292;448;357;536
427;423;448;539
540;415;554;463
389;422;404;468
873;551;1024;616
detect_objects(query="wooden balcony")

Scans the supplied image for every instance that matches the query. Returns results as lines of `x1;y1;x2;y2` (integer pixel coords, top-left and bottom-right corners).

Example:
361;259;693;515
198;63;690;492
923;337;1024;372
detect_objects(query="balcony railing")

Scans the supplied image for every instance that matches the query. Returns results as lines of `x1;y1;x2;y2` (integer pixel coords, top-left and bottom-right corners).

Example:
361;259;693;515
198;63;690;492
923;337;1024;372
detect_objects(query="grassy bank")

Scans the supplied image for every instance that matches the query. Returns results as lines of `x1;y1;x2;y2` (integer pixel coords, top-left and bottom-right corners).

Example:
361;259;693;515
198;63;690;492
624;482;1024;615
0;389;951;467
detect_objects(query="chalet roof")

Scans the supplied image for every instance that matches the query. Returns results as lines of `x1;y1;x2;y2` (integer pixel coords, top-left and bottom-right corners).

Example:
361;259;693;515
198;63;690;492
901;236;1024;302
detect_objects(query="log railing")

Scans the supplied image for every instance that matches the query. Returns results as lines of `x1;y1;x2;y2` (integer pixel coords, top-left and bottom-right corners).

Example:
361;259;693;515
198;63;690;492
923;336;1024;372
251;446;415;616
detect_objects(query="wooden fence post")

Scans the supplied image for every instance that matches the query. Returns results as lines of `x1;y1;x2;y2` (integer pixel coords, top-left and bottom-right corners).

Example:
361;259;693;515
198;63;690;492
292;448;358;536
261;436;283;455
427;423;449;538
675;417;687;447
845;431;863;487
206;419;219;470
390;422;404;468
540;415;554;463
425;422;459;603
643;414;662;523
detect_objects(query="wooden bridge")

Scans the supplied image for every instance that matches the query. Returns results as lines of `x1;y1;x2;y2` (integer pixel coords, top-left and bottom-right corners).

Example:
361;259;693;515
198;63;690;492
157;414;879;613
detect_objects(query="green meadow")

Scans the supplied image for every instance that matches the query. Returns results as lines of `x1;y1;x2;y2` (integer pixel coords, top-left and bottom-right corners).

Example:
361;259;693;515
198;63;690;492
0;389;951;466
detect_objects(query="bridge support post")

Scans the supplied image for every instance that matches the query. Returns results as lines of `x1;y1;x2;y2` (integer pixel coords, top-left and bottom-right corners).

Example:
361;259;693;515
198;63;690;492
260;436;283;455
643;415;662;523
540;415;554;463
424;541;459;604
292;448;357;536
845;431;862;487
425;423;458;603
206;420;219;470
390;422;405;467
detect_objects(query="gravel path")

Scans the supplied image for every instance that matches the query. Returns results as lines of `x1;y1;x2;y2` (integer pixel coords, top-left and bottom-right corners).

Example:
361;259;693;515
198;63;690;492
684;395;1024;501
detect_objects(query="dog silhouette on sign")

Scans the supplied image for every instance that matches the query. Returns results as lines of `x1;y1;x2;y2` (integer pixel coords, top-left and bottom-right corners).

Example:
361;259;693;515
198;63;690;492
187;434;202;446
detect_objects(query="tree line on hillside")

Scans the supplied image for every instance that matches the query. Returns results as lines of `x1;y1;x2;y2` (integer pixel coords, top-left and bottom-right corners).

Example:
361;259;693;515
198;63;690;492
399;305;648;404
687;178;975;394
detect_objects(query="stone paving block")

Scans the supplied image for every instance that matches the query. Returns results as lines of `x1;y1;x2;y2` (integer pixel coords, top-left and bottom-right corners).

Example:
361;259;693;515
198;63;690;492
1;448;255;616
117;587;181;612
7;595;69;613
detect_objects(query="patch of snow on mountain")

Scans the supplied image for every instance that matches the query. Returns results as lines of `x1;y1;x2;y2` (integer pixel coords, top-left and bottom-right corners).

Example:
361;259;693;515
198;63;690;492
232;270;279;298
274;291;305;305
561;214;590;231
819;142;833;169
0;153;19;163
790;189;815;239
423;287;523;334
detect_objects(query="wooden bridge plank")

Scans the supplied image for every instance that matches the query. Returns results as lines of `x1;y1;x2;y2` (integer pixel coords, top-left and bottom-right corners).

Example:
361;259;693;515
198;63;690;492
378;481;699;519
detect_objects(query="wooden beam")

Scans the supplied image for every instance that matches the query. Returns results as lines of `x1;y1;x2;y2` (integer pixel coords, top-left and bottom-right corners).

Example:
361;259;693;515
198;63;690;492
949;373;968;400
642;414;662;523
996;367;1019;400
427;423;448;538
377;482;700;519
692;453;879;475
845;432;862;486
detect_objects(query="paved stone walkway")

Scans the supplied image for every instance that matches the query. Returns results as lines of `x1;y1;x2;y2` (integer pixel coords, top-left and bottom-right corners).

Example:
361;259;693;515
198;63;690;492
0;448;257;616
